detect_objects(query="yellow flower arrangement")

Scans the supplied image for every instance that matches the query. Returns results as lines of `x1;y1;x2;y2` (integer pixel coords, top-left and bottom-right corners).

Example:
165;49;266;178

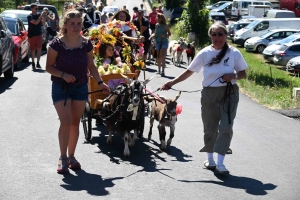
102;34;117;45
133;60;145;70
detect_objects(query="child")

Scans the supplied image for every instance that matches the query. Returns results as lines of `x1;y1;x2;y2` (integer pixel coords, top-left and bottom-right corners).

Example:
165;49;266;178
186;43;195;65
98;43;122;66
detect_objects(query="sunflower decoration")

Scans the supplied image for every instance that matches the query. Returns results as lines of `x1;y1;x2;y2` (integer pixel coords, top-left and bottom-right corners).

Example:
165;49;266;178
88;27;101;40
101;34;117;45
133;60;145;70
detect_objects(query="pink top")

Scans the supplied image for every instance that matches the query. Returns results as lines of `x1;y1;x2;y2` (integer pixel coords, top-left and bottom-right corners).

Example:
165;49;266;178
156;9;164;14
148;11;157;24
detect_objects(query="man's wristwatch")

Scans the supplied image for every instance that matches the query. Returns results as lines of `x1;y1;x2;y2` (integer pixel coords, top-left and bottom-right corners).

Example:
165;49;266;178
98;80;104;85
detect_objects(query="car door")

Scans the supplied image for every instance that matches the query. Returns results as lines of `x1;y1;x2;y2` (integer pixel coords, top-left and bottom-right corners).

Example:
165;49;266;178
18;19;28;59
0;18;9;69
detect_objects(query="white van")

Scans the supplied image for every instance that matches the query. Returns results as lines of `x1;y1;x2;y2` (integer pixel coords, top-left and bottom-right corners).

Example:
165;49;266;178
248;5;271;18
234;18;300;45
264;9;295;18
231;0;274;17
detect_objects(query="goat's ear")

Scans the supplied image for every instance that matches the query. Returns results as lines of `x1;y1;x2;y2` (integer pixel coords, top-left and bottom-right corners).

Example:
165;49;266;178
120;74;132;84
143;75;155;86
175;91;181;102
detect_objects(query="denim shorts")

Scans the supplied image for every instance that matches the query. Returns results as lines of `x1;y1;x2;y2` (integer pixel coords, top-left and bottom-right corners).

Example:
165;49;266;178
155;41;169;50
51;82;88;104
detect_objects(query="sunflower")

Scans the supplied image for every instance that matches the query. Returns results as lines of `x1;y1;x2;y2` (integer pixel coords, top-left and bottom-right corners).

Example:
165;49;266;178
102;34;117;45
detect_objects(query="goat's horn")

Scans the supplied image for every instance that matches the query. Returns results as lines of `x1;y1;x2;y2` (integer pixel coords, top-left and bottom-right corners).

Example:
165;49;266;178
143;75;155;86
175;91;181;102
120;74;132;84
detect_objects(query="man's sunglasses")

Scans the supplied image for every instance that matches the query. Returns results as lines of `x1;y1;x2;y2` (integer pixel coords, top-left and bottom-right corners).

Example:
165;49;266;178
67;12;82;18
211;32;224;37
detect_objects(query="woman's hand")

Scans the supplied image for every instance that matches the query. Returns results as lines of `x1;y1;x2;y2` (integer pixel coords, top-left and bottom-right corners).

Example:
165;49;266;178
161;80;173;90
222;73;236;82
62;73;76;83
99;83;110;94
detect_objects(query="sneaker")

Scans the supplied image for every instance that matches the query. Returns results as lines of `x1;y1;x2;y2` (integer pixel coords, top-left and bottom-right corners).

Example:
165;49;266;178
204;159;216;169
57;156;69;174
36;62;41;68
32;62;35;69
68;156;81;170
216;164;230;174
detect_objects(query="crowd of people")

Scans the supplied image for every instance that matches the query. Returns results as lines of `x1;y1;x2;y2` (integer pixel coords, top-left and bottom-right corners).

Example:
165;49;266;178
23;1;249;175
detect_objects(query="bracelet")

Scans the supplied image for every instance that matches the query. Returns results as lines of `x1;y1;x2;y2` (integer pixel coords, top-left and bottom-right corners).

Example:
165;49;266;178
98;80;104;85
61;72;65;78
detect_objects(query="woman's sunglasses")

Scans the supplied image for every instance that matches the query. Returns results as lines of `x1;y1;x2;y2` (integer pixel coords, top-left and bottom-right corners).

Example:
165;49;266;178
211;32;224;37
67;12;82;18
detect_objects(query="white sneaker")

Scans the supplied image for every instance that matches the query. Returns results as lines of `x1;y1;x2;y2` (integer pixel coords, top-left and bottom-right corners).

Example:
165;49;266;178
204;159;216;169
216;164;230;174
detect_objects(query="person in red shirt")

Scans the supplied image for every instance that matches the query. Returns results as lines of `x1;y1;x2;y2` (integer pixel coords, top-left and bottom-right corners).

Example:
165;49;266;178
132;6;139;22
186;43;195;65
156;5;164;14
148;6;157;34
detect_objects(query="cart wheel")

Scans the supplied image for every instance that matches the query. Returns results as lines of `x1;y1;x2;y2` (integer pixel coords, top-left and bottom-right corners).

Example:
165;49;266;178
81;102;92;141
137;100;145;138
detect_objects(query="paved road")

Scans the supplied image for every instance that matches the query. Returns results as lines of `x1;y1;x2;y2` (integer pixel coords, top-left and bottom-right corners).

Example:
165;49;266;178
1;1;300;200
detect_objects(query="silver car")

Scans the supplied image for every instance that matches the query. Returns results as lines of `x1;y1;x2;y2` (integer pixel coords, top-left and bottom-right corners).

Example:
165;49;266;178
262;33;300;62
286;55;300;72
227;21;251;42
244;29;300;53
273;42;300;66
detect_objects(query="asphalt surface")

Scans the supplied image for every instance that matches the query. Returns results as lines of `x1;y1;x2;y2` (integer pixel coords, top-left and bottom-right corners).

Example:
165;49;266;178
1;1;300;199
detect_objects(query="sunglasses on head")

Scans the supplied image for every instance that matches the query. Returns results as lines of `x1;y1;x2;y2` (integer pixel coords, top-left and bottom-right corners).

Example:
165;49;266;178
67;12;82;18
211;32;224;37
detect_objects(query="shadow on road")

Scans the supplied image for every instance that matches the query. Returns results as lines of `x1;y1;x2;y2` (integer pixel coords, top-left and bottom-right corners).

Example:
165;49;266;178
0;77;18;94
179;172;277;195
61;169;123;196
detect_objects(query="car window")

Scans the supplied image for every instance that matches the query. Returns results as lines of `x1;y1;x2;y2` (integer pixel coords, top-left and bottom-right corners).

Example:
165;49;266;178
288;45;300;52
270;32;283;39
211;16;225;21
5;20;18;35
237;23;247;30
256;21;269;31
285;31;296;37
253;2;264;5
242;2;252;8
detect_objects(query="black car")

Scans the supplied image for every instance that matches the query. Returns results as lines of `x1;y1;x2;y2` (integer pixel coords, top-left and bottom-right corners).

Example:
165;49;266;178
209;11;228;25
0;16;15;79
170;7;187;25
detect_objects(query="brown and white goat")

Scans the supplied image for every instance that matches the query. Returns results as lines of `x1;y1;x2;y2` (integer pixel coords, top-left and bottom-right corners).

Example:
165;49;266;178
169;37;187;66
145;91;181;150
100;75;153;157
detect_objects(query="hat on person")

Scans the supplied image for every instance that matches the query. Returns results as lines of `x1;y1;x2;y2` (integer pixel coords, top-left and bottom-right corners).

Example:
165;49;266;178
112;9;131;21
43;7;48;11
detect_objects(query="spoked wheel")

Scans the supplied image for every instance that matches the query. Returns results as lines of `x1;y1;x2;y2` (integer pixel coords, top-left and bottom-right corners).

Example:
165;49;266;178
81;102;92;141
137;100;145;138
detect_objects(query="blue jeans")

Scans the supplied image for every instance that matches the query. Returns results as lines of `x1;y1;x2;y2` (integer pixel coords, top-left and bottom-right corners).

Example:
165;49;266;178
51;82;88;104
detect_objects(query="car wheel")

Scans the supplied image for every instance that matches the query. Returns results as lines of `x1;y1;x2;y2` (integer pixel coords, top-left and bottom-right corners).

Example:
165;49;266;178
14;49;22;70
4;53;14;79
22;49;30;62
256;45;266;54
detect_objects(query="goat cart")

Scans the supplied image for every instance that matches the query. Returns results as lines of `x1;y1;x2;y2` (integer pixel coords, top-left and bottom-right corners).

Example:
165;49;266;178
81;71;147;141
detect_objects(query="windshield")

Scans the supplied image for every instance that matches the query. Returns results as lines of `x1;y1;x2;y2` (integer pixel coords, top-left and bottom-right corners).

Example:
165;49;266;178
259;31;274;38
1;12;28;25
243;20;260;29
4;20;18;35
217;3;231;10
279;34;300;45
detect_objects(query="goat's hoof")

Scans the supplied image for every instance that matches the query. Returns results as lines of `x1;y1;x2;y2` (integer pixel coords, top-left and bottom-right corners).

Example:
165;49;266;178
167;138;172;146
147;136;151;141
124;148;130;157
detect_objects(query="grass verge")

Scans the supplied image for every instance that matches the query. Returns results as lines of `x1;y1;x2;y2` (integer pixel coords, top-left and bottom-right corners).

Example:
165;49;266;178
169;26;300;109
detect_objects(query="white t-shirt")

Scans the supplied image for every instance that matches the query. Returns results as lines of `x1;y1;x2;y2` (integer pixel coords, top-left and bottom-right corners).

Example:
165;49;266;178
188;45;248;87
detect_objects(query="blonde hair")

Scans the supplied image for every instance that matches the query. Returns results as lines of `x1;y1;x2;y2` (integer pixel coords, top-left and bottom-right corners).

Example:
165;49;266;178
208;21;228;36
157;13;166;25
60;9;83;35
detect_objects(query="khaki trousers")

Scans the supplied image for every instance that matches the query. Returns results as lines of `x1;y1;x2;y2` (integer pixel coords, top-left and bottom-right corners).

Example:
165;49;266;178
200;84;239;156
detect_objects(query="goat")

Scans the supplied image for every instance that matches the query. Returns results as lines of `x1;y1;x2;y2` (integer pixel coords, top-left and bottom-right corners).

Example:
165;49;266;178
169;37;187;66
100;75;153;157
145;91;181;150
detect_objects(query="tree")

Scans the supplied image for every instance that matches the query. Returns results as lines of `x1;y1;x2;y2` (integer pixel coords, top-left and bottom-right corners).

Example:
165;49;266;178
165;0;186;10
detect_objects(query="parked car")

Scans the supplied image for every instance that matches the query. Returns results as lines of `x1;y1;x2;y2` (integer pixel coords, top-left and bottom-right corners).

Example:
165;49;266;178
170;7;187;25
23;4;60;32
263;9;295;18
209;11;228;25
263;33;300;62
211;2;232;18
2;17;30;69
0;16;15;79
1;10;48;50
286;55;300;72
206;1;231;10
244;29;299;53
102;6;119;15
227;21;251;41
273;42;300;65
